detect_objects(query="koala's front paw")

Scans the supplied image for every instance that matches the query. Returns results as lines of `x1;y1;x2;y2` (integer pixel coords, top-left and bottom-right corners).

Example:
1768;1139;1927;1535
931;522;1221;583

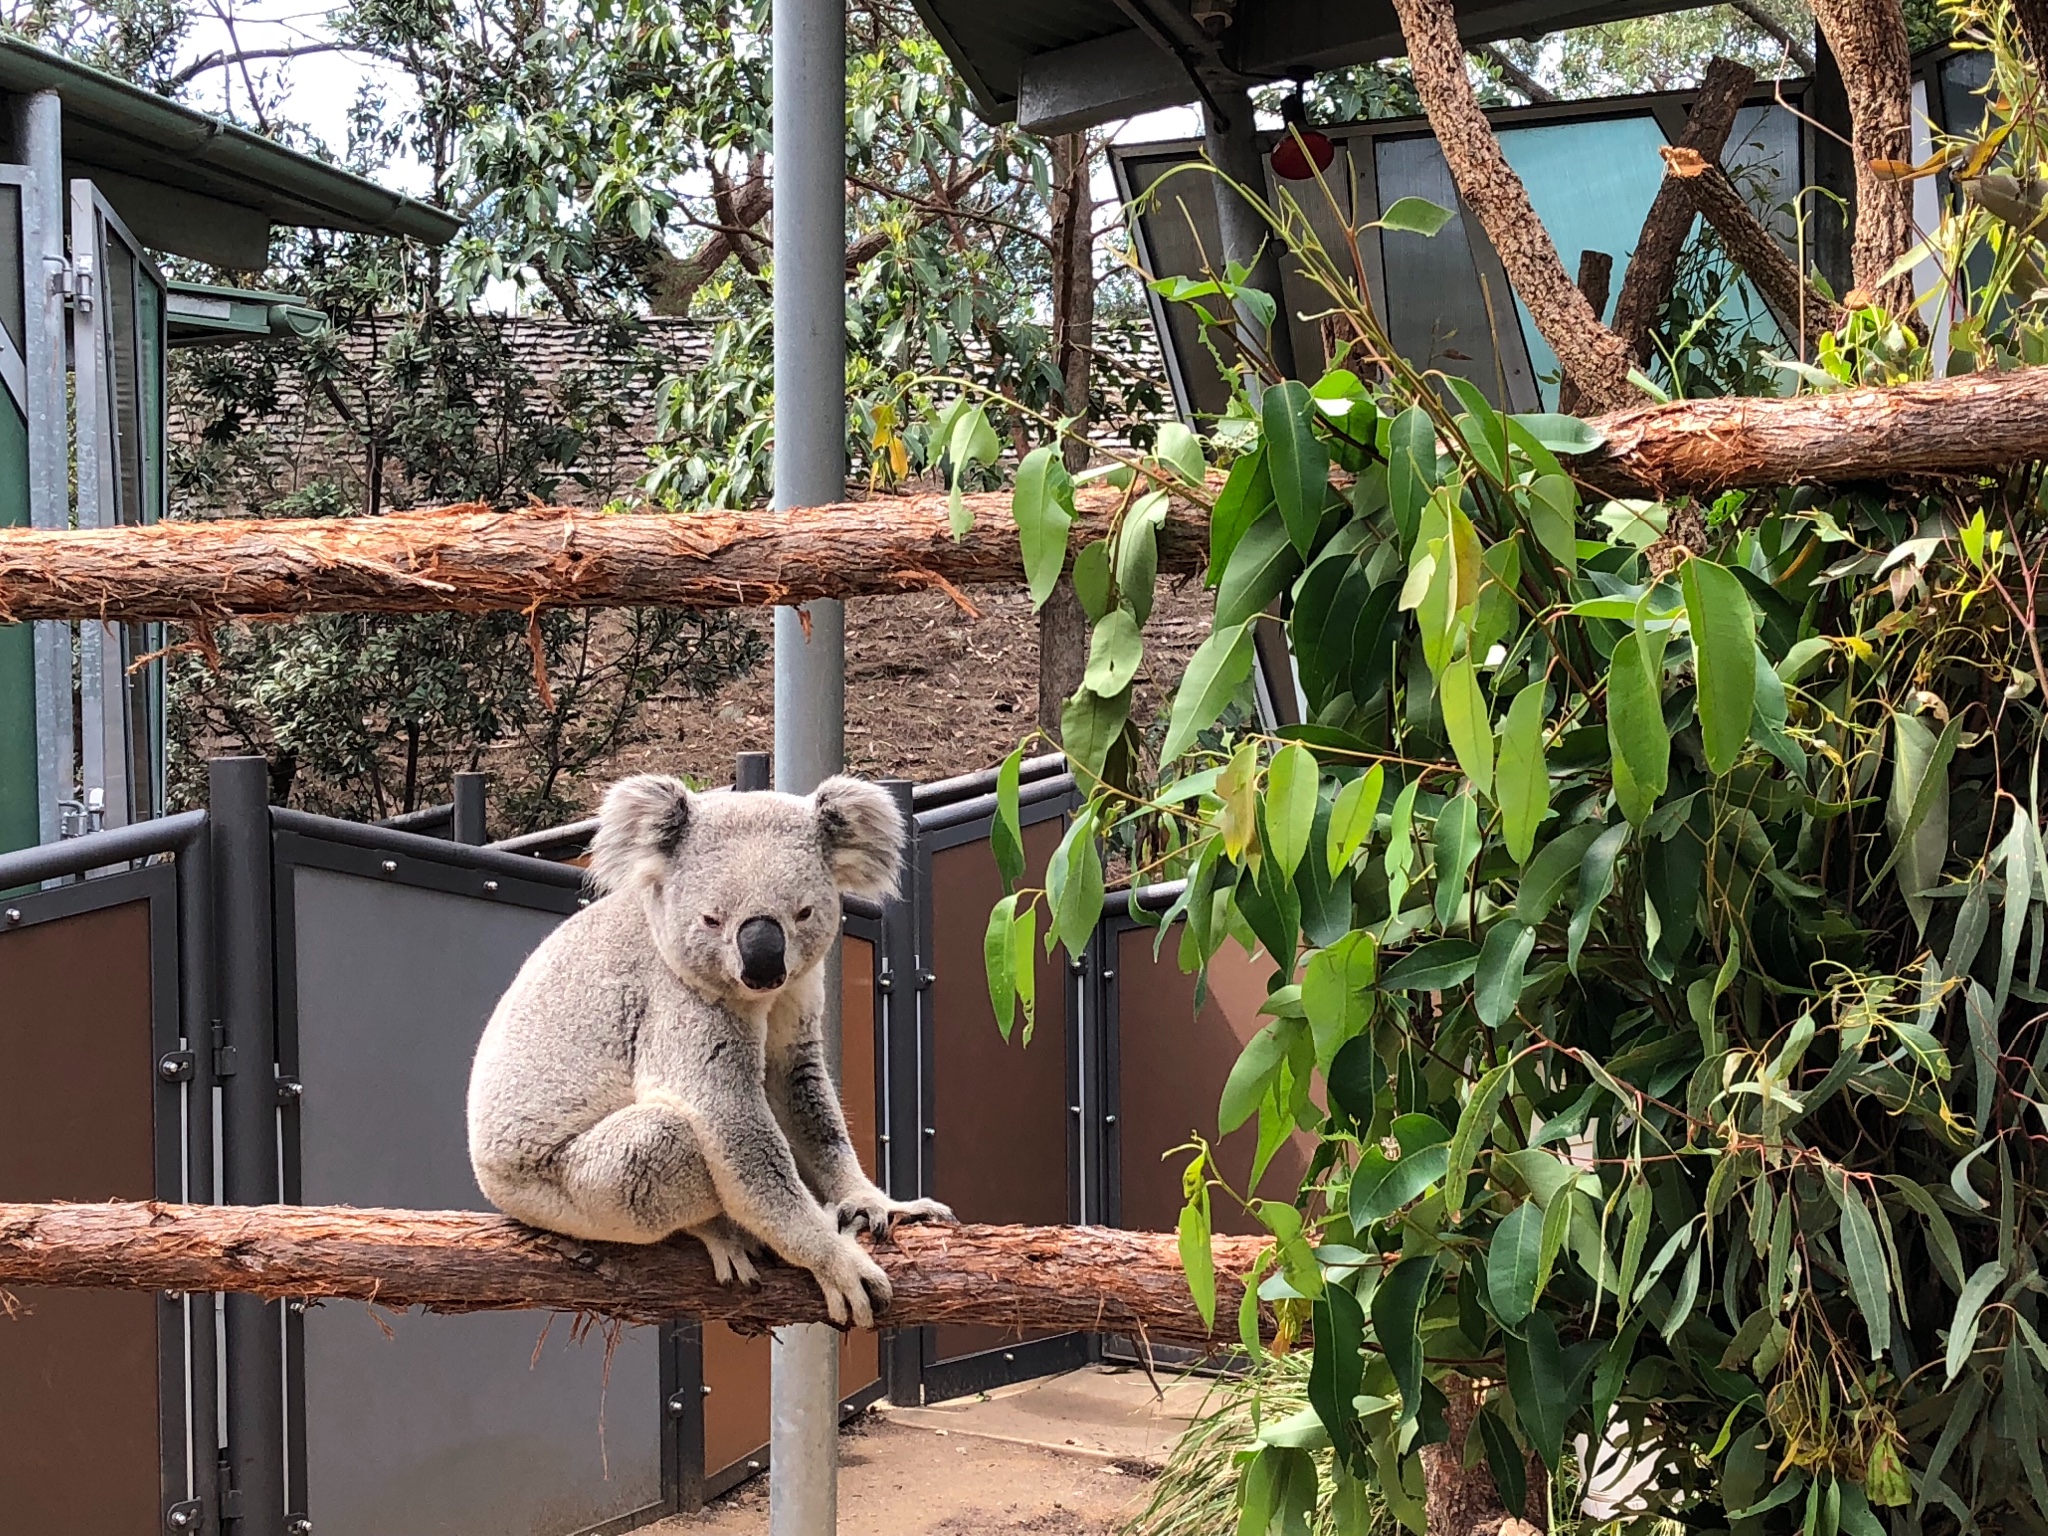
688;1220;761;1288
830;1189;958;1238
806;1233;892;1329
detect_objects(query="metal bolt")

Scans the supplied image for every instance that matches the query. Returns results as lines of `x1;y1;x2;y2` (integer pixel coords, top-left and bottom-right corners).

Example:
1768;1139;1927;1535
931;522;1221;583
1104;1115;1118;1125
876;974;893;993
578;897;590;907
289;1299;308;1315
167;1508;197;1530
1101;968;1116;981
286;1517;313;1535
746;1459;763;1472
924;1126;936;1138
1069;1105;1082;1115
163;1290;185;1302
159;1058;183;1080
4;908;19;925
701;1383;713;1396
483;879;499;893
666;1391;689;1417
379;859;397;874
1068;956;1085;974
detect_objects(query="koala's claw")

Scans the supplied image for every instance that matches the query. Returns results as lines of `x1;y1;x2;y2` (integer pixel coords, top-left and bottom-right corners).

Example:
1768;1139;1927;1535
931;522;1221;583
831;1192;958;1238
689;1222;762;1288
810;1235;892;1329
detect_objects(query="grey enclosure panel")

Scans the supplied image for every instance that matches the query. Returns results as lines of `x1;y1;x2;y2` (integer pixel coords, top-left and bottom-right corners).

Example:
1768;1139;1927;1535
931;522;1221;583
291;867;660;1536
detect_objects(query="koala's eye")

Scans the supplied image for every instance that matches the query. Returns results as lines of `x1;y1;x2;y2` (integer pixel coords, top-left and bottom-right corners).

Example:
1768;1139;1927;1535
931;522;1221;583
796;905;815;922
701;914;723;929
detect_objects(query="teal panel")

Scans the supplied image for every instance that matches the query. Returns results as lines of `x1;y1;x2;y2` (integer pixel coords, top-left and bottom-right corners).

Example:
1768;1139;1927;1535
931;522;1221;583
0;391;34;855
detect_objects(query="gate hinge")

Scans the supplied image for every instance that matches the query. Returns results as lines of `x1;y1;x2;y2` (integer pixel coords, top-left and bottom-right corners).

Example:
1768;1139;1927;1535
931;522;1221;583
157;1050;196;1085
48;254;91;311
164;1497;202;1531
211;1022;237;1079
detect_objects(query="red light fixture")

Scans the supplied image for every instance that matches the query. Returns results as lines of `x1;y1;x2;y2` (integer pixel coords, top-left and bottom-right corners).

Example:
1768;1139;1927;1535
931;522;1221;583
1272;87;1334;180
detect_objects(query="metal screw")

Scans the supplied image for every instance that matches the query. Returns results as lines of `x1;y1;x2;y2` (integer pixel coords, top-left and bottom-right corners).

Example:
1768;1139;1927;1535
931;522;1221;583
286;1517;313;1535
746;1459;763;1472
578;897;590;907
379;859;397;874
288;1299;308;1315
1103;1115;1118;1125
163;1290;185;1302
666;1391;689;1417
4;908;19;925
483;879;499;893
701;1383;713;1395
167;1508;197;1530
159;1058;183;1080
924;1126;936;1138
1069;1105;1082;1115
1068;957;1085;974
1101;968;1116;981
1003;1352;1016;1362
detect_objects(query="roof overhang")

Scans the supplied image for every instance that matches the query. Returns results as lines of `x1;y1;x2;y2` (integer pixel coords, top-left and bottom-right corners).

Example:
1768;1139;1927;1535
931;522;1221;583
0;36;460;267
912;0;1732;132
166;281;328;347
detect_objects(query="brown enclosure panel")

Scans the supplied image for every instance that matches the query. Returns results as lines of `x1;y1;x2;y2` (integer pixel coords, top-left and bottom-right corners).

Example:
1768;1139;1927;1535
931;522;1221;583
0;900;162;1535
1115;929;1316;1235
928;820;1069;1362
701;933;882;1479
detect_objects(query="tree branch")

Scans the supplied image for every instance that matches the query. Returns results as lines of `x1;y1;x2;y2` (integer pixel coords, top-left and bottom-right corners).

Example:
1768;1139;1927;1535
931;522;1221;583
1390;0;1636;412
1726;0;1815;72
1661;146;1844;348
1807;0;1918;310
1610;56;1758;365
1468;43;1556;104
0;1201;1264;1348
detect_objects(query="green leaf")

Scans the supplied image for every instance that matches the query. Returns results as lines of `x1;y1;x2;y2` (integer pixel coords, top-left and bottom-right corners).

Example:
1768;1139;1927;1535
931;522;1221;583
1262;380;1329;555
1378;195;1455;236
1327;764;1384;877
1060;685;1132;783
1386;406;1438;549
1216;513;1304;629
1160;621;1256;764
1445;1061;1515;1219
1116;492;1167;626
1945;1261;2006;1384
1221;1021;1291;1134
1504;1310;1572;1470
1045;810;1104;960
1308;1280;1367;1448
1179;1200;1217;1330
1154;420;1207;486
1304;930;1377;1073
1474;920;1535;1030
1607;629;1669;824
1509;413;1606;453
1833;1175;1893;1358
1072;538;1113;621
985;893;1019;1039
1489;1198;1546;1327
1567;821;1630;971
1681;558;1757;777
1012;901;1038;1043
1526;474;1578;576
1372;1255;1436;1430
1882;711;1957;935
1381;938;1481;993
1083;608;1145;695
1266;743;1319;882
1496;681;1550;864
1517;821;1606;927
1012;445;1074;610
945;403;1001;536
991;746;1025;892
1350;1143;1450;1228
1440;656;1495;796
1208;450;1274;585
1433;790;1481;928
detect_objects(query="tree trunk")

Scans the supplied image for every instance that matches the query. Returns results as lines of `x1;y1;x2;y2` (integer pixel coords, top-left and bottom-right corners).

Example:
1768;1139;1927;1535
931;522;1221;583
2013;0;2048;66
1660;146;1845;348
1422;1375;1546;1536
1806;0;1918;311
9;369;2048;624
1041;131;1096;738
1608;56;1757;365
1389;0;1635;413
0;1201;1263;1346
1557;250;1613;414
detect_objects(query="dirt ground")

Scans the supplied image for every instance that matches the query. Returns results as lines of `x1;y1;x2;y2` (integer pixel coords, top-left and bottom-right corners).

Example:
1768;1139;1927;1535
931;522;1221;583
593;580;1217;794
644;1366;1213;1536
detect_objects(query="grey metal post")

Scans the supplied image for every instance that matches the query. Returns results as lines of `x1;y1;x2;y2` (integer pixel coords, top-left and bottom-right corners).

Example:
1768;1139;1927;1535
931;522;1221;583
769;0;848;1514
451;772;489;845
209;757;284;1534
877;778;923;1406
1202;86;1297;381
735;751;772;792
13;91;70;844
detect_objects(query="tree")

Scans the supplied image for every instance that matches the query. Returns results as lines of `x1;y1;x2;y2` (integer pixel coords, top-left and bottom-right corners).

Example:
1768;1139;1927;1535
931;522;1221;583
963;1;2048;1532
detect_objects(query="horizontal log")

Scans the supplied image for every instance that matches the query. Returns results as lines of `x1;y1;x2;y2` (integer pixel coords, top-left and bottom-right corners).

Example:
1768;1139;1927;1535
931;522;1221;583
0;1201;1265;1347
2;369;2046;623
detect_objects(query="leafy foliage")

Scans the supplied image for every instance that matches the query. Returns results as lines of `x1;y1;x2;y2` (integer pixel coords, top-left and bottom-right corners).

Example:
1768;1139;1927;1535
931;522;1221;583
979;17;2048;1534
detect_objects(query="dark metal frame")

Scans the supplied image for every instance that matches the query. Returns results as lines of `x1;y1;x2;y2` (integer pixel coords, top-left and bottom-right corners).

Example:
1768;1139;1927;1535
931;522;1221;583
0;810;219;1536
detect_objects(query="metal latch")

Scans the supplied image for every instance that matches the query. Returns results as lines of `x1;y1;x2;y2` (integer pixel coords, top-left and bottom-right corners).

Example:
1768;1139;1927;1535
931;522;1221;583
275;1073;303;1106
156;1050;195;1084
211;1022;237;1079
164;1497;202;1531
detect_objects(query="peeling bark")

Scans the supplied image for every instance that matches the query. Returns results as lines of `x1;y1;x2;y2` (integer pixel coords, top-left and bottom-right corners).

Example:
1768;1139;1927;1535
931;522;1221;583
1609;57;1757;365
0;1201;1263;1346
1390;0;1635;412
1422;1375;1547;1536
1807;0;1918;311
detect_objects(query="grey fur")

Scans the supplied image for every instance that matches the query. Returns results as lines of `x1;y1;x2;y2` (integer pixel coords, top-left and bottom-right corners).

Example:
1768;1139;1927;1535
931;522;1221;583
467;774;953;1328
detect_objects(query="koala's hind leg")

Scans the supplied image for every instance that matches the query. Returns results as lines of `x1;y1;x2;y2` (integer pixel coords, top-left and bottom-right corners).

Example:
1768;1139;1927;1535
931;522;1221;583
545;1100;723;1244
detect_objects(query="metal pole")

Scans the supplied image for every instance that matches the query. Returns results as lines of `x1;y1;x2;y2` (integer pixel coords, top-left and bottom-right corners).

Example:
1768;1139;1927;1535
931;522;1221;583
769;0;847;1515
877;778;922;1407
210;757;284;1534
13;90;70;845
735;751;772;793
1202;86;1297;381
451;772;489;846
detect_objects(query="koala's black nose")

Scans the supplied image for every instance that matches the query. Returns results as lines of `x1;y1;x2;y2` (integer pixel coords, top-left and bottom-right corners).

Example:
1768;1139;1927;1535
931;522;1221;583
736;916;787;989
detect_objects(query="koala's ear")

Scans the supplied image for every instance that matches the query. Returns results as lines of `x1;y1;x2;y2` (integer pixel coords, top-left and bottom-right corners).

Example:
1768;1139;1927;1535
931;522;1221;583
588;775;693;895
811;776;905;899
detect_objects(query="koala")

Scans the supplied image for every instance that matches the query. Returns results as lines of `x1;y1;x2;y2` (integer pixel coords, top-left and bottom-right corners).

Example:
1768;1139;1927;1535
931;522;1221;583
467;773;954;1328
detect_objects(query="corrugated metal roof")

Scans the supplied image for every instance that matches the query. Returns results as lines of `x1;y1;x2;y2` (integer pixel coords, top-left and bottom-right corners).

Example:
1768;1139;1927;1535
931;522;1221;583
0;35;460;245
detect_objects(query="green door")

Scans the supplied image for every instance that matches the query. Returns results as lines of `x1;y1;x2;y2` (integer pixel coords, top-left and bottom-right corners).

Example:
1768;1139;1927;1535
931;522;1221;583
0;175;35;857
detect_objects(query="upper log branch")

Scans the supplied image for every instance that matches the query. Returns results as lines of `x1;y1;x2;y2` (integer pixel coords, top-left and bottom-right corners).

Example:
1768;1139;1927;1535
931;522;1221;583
5;370;2048;625
1661;146;1845;349
0;1201;1265;1348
